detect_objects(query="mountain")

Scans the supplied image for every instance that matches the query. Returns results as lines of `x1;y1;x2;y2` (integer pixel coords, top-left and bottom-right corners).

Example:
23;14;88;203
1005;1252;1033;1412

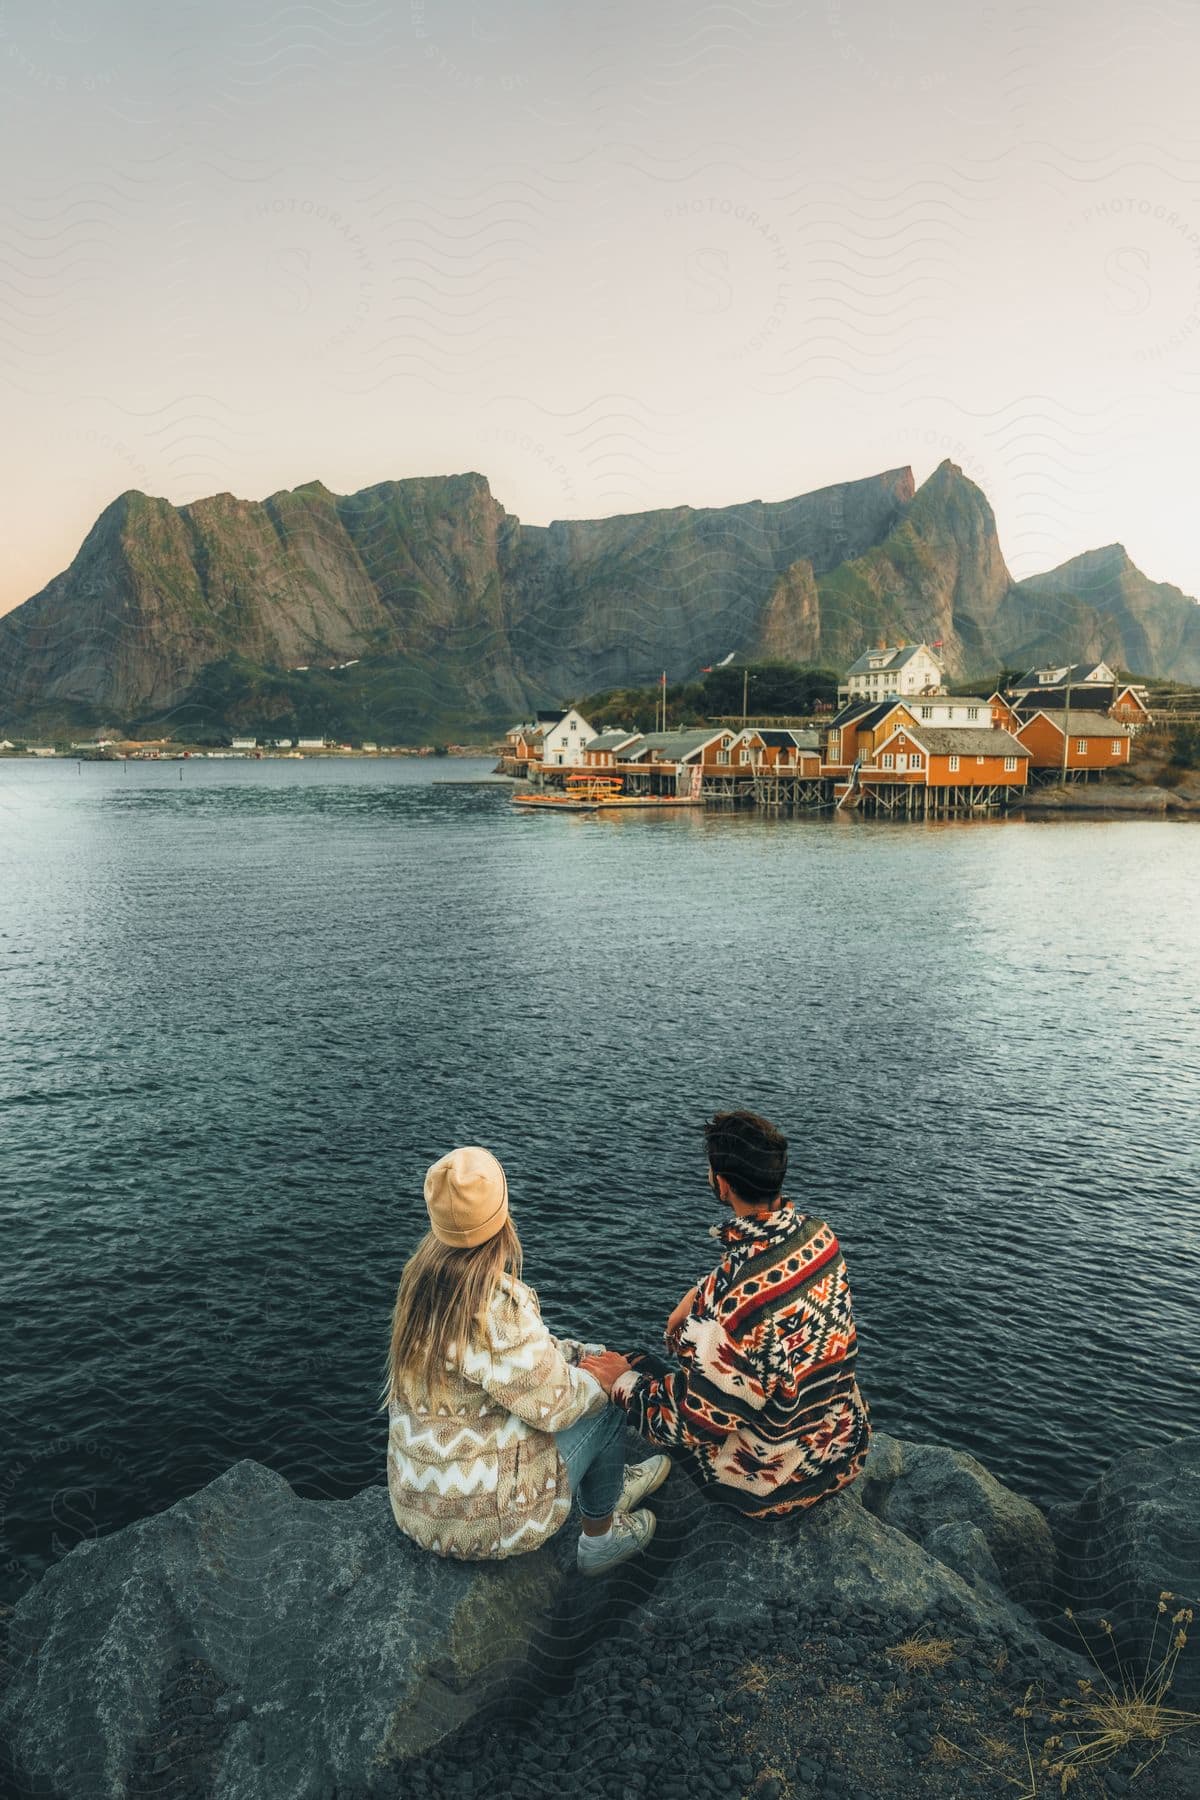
750;459;1014;673
2;461;1197;738
996;544;1200;682
0;466;913;737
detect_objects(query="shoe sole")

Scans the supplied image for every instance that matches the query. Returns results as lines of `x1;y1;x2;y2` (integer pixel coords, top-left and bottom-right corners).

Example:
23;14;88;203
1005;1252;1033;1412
576;1512;657;1578
617;1456;672;1513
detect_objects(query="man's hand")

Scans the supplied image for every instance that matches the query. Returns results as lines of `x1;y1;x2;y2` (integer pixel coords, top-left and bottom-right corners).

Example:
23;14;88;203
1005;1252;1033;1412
580;1350;633;1394
665;1284;698;1344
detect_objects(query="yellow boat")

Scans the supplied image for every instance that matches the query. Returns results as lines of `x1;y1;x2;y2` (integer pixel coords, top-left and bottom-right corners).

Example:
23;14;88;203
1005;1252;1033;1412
514;773;702;811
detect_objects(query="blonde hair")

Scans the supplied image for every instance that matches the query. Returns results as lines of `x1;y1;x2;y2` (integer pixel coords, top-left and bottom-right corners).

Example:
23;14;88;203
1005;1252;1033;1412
380;1218;524;1409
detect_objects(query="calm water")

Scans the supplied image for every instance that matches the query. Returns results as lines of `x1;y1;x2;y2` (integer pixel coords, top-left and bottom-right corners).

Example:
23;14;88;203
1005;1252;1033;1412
1;757;1198;1601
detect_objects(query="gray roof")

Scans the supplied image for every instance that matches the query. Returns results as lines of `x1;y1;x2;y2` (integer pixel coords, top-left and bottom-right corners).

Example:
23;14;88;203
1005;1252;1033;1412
845;643;940;678
619;727;725;762
1018;709;1131;738
749;728;820;749
831;698;897;729
1011;662;1114;691
881;725;1029;758
585;729;641;753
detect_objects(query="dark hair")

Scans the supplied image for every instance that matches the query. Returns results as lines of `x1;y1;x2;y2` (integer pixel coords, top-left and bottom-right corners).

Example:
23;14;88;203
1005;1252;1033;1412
703;1110;788;1206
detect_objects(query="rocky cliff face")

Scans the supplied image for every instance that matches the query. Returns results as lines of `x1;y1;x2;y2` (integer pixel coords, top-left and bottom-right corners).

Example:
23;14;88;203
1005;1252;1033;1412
2;460;1197;737
0;466;913;734
999;543;1200;682
762;459;1018;675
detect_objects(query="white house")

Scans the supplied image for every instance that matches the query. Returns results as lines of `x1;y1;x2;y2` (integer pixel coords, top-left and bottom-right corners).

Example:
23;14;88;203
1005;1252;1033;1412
539;707;595;767
840;643;944;704
1011;660;1116;693
298;737;327;750
896;695;991;728
231;736;257;750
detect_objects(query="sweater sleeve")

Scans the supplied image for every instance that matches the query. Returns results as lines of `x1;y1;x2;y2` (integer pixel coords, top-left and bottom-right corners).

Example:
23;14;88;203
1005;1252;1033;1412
612;1273;770;1447
465;1286;606;1433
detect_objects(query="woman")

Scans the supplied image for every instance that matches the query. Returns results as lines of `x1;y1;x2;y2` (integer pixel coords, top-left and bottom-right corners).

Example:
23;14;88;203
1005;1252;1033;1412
382;1144;670;1574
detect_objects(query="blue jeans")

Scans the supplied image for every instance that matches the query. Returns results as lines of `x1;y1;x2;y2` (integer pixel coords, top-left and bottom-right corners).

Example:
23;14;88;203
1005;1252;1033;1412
555;1402;626;1521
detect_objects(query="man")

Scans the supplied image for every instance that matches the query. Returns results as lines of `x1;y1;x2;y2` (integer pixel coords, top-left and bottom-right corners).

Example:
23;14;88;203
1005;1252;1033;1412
581;1110;870;1516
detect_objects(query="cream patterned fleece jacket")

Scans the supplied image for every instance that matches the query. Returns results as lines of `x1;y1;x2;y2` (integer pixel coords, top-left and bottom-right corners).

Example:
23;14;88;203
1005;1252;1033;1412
387;1274;606;1560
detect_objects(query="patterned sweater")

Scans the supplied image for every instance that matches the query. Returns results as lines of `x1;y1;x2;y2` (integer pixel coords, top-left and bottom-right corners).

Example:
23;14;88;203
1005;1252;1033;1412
387;1275;605;1560
612;1202;870;1515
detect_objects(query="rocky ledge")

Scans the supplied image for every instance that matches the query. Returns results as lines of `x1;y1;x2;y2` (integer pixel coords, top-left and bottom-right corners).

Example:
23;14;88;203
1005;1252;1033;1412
1013;773;1200;816
1;1435;1197;1799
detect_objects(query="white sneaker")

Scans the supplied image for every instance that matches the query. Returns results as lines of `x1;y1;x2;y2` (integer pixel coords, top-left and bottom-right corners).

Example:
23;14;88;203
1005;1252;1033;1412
576;1508;656;1577
615;1454;672;1514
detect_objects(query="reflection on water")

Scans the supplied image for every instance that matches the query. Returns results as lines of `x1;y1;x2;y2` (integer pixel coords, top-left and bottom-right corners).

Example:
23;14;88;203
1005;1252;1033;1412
1;756;1198;1598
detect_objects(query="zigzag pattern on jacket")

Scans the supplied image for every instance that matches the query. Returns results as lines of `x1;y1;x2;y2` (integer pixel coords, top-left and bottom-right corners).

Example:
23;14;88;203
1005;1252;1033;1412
387;1276;605;1559
612;1203;870;1515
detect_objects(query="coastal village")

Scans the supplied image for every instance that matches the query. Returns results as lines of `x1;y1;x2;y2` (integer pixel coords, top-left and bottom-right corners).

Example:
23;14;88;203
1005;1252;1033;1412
5;643;1166;819
499;644;1153;817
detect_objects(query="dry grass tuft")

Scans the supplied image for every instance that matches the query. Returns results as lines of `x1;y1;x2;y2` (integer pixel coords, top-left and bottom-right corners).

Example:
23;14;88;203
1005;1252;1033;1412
733;1659;776;1698
931;1733;964;1763
1037;1598;1199;1792
824;1681;864;1705
887;1633;955;1672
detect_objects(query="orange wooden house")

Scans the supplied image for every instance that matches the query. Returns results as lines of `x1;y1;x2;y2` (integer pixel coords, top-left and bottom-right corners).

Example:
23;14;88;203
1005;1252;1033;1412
729;728;822;776
1109;685;1153;725
1014;710;1132;775
581;729;643;767
869;723;1030;788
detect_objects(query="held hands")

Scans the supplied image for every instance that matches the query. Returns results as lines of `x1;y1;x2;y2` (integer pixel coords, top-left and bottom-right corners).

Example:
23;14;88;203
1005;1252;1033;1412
579;1350;633;1394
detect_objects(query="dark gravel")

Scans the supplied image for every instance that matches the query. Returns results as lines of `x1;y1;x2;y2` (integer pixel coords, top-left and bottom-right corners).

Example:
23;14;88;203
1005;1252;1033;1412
392;1594;1200;1800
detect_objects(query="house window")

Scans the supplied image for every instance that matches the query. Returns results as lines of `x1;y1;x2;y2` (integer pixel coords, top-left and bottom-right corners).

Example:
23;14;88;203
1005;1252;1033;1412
1076;739;1088;753
717;750;729;765
882;753;895;769
1004;756;1017;772
920;706;932;718
1111;739;1122;755
909;753;923;770
976;755;985;765
948;754;960;773
968;707;980;720
739;748;751;764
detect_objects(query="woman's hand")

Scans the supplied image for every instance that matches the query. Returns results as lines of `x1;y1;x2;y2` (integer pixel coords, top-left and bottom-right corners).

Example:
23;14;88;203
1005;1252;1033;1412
665;1284;698;1344
580;1350;633;1394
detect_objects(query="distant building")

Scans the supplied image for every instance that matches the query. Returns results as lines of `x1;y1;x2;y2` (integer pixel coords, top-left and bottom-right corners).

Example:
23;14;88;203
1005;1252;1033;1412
840;643;944;705
729;728;822;776
362;742;378;753
231;736;257;750
298;737;327;750
28;746;57;757
582;729;643;767
825;697;990;769
1001;662;1152;725
540;707;596;767
869;723;1030;788
1014;710;1132;774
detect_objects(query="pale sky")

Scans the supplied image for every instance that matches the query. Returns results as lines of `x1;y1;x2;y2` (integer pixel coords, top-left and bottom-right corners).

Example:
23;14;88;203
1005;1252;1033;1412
3;0;1200;615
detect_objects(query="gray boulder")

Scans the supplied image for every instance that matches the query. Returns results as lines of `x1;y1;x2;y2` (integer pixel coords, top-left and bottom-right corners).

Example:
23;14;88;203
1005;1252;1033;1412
0;1460;563;1800
0;1434;1091;1800
632;1452;1064;1660
858;1431;1056;1606
1051;1434;1200;1704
